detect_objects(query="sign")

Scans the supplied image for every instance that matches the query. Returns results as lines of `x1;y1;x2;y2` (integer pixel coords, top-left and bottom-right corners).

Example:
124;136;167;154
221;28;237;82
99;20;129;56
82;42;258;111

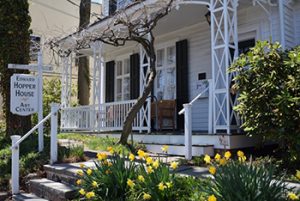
10;74;38;116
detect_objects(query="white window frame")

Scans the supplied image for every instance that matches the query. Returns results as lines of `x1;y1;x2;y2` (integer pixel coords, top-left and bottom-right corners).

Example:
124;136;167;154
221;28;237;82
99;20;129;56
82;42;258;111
115;56;130;101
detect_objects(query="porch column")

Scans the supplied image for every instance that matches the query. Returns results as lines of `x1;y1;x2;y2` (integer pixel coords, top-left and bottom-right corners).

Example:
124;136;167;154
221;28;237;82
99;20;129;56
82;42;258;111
92;41;103;131
92;41;103;106
61;54;73;108
210;0;239;134
139;44;151;133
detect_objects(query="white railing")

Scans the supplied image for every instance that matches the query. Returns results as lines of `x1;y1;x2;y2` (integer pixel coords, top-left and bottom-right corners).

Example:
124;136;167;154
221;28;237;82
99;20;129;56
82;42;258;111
61;99;149;132
11;103;60;194
179;79;213;160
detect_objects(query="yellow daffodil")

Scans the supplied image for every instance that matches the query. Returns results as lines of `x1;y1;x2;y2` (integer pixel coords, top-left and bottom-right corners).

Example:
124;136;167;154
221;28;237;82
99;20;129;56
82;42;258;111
85;191;95;199
76;179;82;185
97;152;108;160
137;149;146;159
288;192;299;200
209;166;216;175
219;158;227;166
127;179;135;188
146;157;153;165
92;181;98;188
77;170;84;177
86;169;92;175
107;162;113;167
152;160;159;169
296;170;300;180
208;194;217;201
204;155;211;164
158;182;166;191
146;166;154;174
214;153;221;162
166;182;172;188
138;175;145;182
79;188;86;195
143;193;151;200
161;145;169;152
107;146;114;154
105;170;111;174
238;155;247;162
224;151;231;160
129;153;135;161
170;161;178;170
237;150;244;157
79;163;85;168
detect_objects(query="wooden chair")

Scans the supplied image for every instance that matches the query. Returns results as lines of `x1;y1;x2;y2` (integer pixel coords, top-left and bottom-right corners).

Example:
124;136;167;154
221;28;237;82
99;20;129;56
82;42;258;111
151;100;176;131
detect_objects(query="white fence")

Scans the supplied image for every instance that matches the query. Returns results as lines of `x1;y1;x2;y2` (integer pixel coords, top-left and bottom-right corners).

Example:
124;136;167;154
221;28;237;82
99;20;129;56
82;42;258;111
61;100;150;132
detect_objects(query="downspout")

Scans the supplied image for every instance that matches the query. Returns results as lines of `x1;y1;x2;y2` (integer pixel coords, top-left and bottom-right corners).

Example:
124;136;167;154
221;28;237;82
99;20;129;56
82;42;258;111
278;0;286;49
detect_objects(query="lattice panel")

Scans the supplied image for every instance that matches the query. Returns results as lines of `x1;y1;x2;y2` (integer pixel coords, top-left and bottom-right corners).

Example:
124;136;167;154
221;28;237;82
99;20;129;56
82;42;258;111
92;41;103;106
61;55;72;108
139;45;151;132
211;0;239;133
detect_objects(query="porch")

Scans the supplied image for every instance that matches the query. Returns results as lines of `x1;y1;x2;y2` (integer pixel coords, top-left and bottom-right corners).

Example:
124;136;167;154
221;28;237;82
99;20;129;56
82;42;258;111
60;0;244;136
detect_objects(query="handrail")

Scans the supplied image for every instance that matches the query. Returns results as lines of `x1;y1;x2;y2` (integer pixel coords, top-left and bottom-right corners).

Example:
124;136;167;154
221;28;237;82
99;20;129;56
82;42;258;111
11;106;60;149
178;86;209;115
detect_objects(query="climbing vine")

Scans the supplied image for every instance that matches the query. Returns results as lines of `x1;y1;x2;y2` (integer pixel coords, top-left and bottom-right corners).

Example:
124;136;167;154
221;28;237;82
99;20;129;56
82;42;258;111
0;0;32;136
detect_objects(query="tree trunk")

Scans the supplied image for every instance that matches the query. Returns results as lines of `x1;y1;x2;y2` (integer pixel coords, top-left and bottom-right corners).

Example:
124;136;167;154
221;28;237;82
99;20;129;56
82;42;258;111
119;40;156;145
0;0;32;137
78;0;91;105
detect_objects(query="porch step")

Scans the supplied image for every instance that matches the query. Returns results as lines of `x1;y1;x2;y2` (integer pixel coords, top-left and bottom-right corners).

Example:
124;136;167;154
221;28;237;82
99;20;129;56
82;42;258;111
28;178;78;201
144;143;214;156
13;193;48;201
44;161;96;185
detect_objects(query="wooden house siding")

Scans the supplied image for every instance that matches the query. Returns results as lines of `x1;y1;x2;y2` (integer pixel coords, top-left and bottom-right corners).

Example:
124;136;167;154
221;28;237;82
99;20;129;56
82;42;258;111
294;2;300;46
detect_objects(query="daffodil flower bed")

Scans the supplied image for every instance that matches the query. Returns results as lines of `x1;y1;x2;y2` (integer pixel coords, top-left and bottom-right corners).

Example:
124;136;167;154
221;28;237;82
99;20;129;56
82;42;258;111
75;146;199;201
203;151;300;201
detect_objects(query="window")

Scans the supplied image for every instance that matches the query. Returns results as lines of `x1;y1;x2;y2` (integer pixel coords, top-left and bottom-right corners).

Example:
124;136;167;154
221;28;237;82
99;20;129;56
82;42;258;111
154;45;176;100
115;58;130;101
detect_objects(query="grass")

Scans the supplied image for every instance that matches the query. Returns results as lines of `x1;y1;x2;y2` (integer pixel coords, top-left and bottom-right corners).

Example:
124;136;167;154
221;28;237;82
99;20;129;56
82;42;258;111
58;133;146;155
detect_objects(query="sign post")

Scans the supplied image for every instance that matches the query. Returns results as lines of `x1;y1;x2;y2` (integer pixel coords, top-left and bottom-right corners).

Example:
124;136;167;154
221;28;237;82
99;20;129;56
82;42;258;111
9;51;52;152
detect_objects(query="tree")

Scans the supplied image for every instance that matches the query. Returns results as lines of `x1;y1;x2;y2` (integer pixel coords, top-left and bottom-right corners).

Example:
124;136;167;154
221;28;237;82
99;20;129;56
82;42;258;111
229;41;300;166
50;0;174;145
0;0;32;137
78;0;91;105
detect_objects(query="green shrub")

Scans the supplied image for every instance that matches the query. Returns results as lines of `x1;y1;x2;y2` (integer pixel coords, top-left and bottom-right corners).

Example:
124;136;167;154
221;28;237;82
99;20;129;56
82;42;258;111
32;78;61;134
58;145;85;163
229;41;300;167
203;151;292;201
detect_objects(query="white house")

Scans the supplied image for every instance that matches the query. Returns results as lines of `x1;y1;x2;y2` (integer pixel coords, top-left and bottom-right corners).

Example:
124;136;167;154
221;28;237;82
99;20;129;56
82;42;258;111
55;0;300;155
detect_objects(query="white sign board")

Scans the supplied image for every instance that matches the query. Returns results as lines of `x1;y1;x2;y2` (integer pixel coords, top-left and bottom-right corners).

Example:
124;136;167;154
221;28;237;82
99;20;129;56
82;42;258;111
10;74;38;116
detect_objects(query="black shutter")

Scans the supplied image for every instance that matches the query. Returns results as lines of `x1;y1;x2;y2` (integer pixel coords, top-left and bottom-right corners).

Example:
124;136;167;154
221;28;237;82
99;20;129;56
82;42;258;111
105;60;115;102
130;53;140;99
176;39;189;130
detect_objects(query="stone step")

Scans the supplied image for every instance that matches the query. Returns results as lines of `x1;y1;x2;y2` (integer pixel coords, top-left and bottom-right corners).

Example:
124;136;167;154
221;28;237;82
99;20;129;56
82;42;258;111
144;143;214;156
13;193;48;201
44;161;96;185
28;178;78;201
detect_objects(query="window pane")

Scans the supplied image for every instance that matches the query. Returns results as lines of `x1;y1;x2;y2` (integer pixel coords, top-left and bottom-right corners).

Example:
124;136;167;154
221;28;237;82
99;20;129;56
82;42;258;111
157;49;164;67
124;58;130;74
116;61;122;76
123;77;130;94
163;68;176;99
117;79;122;93
167;46;175;65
